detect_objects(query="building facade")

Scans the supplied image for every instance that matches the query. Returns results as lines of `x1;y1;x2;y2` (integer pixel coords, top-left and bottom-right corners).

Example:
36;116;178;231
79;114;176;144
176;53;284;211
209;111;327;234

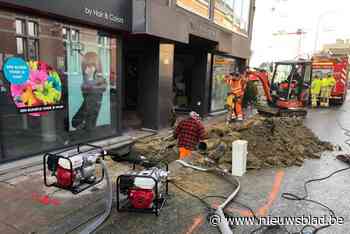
322;39;350;55
0;0;255;163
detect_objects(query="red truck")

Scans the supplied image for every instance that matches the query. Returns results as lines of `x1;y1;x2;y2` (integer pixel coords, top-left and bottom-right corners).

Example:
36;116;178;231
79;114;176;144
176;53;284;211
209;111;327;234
312;54;349;104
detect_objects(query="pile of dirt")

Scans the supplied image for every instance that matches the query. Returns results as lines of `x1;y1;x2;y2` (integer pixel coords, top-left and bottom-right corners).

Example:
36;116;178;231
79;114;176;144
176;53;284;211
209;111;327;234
210;115;333;169
133;134;179;163
133;115;333;170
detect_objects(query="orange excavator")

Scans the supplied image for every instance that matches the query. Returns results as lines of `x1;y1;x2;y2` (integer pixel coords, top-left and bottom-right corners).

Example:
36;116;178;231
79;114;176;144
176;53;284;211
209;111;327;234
247;60;312;117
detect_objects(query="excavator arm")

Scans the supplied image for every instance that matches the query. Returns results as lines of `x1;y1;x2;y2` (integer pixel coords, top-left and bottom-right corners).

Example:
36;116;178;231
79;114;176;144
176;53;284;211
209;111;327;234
246;69;273;103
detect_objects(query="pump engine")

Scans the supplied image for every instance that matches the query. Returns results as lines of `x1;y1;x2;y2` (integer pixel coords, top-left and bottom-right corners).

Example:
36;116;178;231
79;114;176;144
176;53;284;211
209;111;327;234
117;163;169;215
44;144;106;194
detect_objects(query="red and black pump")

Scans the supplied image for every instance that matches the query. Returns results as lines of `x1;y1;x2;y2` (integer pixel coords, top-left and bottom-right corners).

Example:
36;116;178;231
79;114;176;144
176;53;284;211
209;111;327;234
116;161;169;216
43;144;107;194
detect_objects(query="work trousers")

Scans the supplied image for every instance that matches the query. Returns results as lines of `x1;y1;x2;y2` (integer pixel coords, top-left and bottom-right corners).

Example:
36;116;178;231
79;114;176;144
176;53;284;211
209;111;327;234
179;147;191;160
320;87;332;107
226;96;243;122
311;93;319;107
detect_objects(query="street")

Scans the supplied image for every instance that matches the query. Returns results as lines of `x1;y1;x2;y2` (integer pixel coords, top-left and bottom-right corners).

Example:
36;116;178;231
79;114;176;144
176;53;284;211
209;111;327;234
94;98;350;234
1;1;350;234
0;102;348;234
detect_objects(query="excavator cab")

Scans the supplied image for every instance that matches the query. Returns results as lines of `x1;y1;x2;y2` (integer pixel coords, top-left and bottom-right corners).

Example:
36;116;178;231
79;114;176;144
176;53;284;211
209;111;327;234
270;61;312;102
256;60;312;117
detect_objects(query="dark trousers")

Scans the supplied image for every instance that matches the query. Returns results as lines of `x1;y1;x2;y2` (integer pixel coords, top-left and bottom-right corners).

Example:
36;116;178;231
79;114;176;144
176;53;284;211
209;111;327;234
72;92;102;130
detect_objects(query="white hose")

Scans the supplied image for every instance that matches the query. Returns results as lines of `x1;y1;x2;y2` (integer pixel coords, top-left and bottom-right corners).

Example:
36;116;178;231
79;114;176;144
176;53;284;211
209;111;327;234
176;160;209;172
176;160;240;234
79;159;112;234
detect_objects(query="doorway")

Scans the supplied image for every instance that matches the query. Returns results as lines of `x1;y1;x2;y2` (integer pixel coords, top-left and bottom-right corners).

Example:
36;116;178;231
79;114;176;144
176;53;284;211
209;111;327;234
173;55;194;112
122;55;143;131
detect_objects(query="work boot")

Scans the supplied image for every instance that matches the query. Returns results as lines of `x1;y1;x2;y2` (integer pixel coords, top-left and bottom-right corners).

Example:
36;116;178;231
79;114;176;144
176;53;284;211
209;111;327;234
337;154;350;165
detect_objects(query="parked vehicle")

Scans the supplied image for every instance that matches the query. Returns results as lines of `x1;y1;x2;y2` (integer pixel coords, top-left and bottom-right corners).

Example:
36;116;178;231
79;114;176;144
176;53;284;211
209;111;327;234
312;54;349;104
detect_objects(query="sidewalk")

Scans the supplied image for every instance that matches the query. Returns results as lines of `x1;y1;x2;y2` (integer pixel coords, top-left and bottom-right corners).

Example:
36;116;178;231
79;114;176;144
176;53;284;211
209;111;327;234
0;111;263;234
0;153;240;234
0;158;131;234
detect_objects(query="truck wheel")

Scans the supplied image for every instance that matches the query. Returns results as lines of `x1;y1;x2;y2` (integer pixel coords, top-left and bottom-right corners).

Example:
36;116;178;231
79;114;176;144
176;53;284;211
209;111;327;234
338;95;346;105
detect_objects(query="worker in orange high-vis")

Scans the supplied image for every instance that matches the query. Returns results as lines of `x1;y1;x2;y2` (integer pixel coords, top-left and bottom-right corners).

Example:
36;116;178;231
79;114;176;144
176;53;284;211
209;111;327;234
225;72;246;122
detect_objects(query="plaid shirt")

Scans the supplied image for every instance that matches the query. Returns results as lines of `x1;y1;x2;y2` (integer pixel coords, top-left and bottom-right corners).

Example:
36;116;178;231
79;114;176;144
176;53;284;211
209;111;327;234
175;118;206;150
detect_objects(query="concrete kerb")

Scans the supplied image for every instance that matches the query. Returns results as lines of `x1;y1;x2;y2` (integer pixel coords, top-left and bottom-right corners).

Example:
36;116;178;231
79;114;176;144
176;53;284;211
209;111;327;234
0;135;134;179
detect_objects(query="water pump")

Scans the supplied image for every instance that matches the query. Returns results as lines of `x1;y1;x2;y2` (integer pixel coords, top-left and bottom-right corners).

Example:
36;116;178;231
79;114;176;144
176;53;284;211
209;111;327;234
44;144;106;194
116;162;169;216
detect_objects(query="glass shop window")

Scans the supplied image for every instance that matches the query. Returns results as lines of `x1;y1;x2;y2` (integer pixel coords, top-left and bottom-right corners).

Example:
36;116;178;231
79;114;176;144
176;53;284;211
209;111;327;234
210;55;237;112
0;9;118;162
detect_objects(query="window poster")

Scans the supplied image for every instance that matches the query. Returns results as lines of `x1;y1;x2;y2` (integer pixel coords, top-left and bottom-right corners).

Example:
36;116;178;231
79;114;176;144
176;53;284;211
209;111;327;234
2;57;63;116
68;36;111;131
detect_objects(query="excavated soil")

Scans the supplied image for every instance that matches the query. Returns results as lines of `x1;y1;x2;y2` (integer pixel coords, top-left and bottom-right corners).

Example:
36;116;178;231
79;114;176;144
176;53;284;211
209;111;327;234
133;115;333;170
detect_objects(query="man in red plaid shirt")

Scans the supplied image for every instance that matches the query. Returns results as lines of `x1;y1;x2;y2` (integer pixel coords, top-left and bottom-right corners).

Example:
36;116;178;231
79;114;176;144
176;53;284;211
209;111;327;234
174;111;207;159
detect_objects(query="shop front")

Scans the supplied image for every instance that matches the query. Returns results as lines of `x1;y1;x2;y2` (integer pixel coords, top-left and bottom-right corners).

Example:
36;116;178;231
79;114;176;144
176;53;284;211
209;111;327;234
131;0;254;121
0;1;131;163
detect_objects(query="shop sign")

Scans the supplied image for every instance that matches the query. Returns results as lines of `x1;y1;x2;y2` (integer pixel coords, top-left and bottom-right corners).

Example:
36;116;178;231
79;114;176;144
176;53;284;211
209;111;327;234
214;57;234;65
0;0;131;31
84;7;125;24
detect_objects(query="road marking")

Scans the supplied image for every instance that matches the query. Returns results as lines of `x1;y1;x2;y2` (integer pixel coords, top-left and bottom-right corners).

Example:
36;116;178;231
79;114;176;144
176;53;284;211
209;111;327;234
32;192;61;206
258;170;285;216
185;170;285;233
185;215;204;234
214;170;285;217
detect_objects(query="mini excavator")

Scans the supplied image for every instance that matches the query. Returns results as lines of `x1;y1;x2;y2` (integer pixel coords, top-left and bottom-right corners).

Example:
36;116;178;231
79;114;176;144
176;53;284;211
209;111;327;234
247;60;312;117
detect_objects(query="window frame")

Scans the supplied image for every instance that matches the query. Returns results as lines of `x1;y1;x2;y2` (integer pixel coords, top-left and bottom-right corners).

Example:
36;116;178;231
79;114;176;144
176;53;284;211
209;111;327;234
15;17;40;60
213;0;235;31
176;0;252;36
176;0;212;19
62;26;81;75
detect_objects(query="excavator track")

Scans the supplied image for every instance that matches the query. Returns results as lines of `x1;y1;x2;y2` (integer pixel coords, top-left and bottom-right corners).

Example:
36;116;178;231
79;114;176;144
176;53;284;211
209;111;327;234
256;104;307;118
279;108;307;118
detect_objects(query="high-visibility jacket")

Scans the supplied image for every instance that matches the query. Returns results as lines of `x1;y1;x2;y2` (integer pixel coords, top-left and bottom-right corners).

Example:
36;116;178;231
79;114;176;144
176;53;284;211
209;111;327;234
225;78;244;96
327;76;336;87
320;78;328;89
311;79;321;95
